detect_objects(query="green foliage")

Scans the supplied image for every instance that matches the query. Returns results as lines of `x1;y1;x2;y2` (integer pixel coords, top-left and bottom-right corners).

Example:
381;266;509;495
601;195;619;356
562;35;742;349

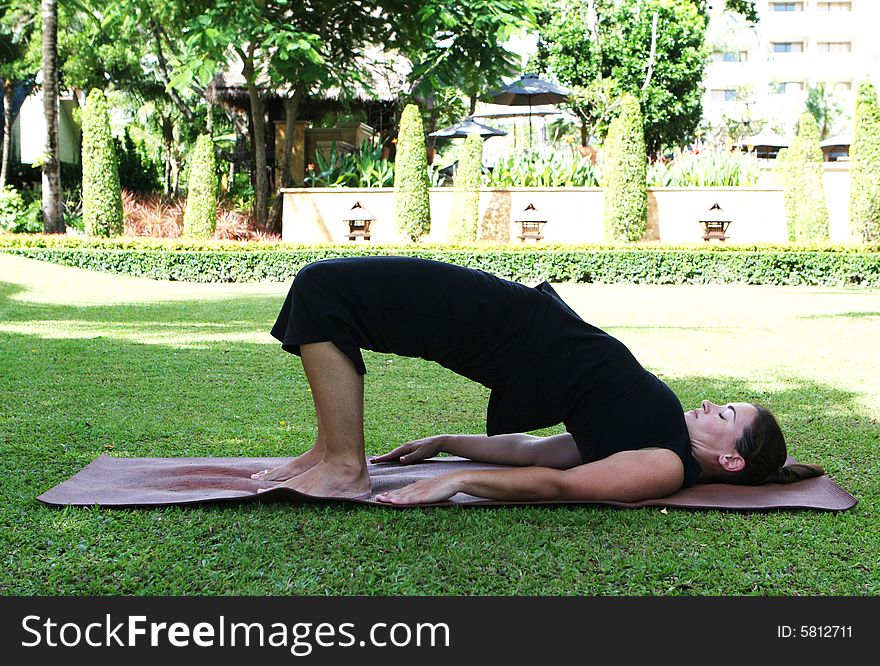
648;147;760;187
3;239;878;286
183;134;219;239
0;187;41;233
0;4;38;89
448;134;483;242
488;147;600;187
849;81;880;242
602;94;647;242
81;89;123;238
116;131;162;194
805;83;844;141
534;0;710;153
394;104;432;241
304;141;394;188
776;114;829;242
397;0;535;109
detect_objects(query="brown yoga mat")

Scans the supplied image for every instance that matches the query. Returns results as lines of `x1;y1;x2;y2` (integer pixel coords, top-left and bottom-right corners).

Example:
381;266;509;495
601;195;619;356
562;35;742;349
37;454;857;511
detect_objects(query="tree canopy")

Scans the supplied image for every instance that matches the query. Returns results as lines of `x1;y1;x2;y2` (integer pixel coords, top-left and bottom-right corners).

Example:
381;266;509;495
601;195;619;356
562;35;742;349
532;0;712;154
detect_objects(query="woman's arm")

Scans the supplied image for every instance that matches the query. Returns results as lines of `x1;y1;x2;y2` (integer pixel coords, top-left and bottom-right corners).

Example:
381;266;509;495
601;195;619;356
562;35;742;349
375;448;684;505
370;433;582;468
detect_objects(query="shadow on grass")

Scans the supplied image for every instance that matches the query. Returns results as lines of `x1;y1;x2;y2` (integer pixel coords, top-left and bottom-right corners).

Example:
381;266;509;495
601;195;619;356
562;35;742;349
800;311;880;320
0;279;286;333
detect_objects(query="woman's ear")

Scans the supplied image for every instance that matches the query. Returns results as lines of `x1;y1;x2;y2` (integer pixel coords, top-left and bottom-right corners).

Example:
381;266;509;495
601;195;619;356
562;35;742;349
718;453;746;473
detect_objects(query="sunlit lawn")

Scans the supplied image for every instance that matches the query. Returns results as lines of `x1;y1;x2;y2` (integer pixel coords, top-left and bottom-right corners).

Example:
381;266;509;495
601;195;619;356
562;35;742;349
1;252;878;595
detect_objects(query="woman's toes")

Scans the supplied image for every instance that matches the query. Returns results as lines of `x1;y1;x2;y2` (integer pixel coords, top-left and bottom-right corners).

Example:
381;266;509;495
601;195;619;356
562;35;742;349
250;470;268;480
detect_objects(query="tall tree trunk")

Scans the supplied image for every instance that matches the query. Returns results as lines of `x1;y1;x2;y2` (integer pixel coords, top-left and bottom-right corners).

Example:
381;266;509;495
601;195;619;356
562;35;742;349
267;83;304;235
162;114;173;195
41;0;63;233
1;81;13;189
239;48;268;230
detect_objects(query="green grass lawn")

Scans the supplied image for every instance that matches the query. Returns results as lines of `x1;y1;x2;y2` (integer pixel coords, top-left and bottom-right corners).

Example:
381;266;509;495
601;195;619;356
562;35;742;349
1;252;878;595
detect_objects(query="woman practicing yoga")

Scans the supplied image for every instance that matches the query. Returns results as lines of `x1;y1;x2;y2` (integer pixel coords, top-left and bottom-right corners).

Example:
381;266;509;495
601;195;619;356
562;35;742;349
254;256;823;504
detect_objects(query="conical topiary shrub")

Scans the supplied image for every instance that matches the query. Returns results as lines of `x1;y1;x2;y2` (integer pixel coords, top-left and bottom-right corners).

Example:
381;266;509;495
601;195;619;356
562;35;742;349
183;134;219;238
777;112;829;241
82;88;123;237
602;93;647;243
394;104;431;242
849;81;880;241
449;133;483;242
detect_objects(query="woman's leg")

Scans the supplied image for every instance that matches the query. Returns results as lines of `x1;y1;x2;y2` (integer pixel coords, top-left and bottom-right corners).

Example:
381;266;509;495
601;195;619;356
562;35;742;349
250;402;326;482
254;341;371;498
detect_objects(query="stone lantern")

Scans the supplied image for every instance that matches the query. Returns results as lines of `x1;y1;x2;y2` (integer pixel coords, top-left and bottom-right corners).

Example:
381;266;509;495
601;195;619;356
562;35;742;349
343;201;375;241
514;203;547;243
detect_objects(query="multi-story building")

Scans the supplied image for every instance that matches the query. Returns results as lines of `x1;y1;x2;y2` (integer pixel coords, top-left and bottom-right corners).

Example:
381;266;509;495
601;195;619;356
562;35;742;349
702;0;880;139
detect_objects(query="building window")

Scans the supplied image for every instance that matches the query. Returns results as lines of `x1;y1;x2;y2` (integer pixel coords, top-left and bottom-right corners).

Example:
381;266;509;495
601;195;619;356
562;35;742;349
771;42;804;53
768;81;805;95
817;41;852;53
712;51;748;62
710;89;739;102
769;2;804;11
817;1;852;11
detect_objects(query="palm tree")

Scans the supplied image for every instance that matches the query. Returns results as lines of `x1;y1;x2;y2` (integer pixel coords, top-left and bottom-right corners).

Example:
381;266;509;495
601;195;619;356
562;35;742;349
806;83;843;141
1;6;35;190
41;0;63;233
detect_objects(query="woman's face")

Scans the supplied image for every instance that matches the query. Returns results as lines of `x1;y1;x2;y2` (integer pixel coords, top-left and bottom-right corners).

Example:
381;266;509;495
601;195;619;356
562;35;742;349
685;400;758;469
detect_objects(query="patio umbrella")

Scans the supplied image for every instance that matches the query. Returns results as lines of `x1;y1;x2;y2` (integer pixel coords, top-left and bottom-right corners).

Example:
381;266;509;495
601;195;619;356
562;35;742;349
738;131;790;159
429;117;507;139
471;103;561;120
820;133;851;161
490;73;569;145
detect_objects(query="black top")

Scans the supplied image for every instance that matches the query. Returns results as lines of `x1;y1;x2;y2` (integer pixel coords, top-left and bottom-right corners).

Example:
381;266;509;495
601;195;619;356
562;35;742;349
271;256;702;488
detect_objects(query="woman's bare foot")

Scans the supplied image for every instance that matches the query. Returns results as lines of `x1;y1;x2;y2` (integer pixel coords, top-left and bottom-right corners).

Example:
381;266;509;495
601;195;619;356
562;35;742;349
263;459;371;500
251;444;324;481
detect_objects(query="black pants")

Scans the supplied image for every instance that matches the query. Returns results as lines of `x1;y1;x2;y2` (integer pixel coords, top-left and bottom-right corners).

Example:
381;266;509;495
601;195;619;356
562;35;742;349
271;256;543;389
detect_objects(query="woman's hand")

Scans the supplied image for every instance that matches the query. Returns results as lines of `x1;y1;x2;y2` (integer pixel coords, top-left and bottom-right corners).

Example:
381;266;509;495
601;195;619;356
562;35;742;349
369;435;444;465
375;473;463;505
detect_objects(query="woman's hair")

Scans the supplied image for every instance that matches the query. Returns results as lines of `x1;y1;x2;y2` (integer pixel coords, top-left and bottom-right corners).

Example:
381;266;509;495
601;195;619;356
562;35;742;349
731;404;825;485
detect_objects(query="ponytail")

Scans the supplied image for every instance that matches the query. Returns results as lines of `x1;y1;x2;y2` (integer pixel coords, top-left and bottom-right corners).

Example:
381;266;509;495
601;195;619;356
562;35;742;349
731;405;825;486
763;462;826;485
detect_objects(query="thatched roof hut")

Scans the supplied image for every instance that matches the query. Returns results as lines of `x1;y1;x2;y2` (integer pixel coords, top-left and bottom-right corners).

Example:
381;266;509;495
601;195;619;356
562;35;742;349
205;52;404;135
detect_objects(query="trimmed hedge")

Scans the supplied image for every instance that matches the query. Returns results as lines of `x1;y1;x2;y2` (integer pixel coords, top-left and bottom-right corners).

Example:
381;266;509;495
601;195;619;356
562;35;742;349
448;133;483;243
394;104;432;241
81;88;123;238
183;134;219;238
3;240;879;286
849;81;880;242
778;113;829;242
602;94;648;243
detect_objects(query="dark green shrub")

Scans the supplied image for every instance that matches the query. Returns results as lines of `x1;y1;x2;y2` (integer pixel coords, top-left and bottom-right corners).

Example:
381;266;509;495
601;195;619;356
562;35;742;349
849;81;880;241
304;140;394;188
449;133;483;242
393;104;431;242
0;187;41;233
116;131;161;193
602;94;647;242
183;134;219;239
81;89;123;237
777;113;829;241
